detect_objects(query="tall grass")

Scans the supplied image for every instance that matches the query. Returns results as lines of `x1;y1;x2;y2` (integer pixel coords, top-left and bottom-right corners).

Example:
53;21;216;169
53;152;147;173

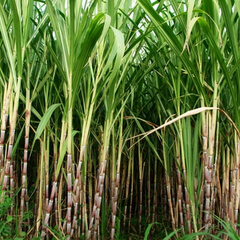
0;0;240;239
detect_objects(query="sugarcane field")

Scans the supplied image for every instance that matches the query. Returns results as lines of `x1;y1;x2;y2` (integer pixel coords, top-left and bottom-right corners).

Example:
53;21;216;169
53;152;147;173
0;0;240;239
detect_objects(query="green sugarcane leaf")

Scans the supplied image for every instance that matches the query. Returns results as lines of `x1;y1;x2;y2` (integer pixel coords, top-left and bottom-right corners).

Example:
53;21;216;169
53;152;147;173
144;222;166;240
10;0;22;76
56;130;78;177
33;103;61;143
11;123;25;160
26;11;49;47
143;223;155;240
56;138;67;177
0;4;16;81
163;229;180;240
197;17;235;104
46;0;69;76
138;0;208;103
72;13;107;104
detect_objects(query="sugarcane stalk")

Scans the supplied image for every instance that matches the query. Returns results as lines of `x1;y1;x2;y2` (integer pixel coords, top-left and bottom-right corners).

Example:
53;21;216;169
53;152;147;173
205;83;218;230
41;120;67;237
152;155;157;223
228;155;235;226
88;142;103;239
211;121;220;232
82;175;87;235
147;158;151;223
183;172;191;234
58;173;64;231
175;138;184;232
36;141;44;235
93;154;108;240
19;45;33;231
2;75;21;191
176;160;184;233
110;142;116;240
234;134;240;233
19;101;31;232
0;84;10;176
138;143;144;236
128;150;134;233
72;69;100;237
123;156;131;229
163;173;168;222
88;141;109;240
53;129;59;228
9;158;14;215
88;155;93;235
111;110;124;240
225;146;230;223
